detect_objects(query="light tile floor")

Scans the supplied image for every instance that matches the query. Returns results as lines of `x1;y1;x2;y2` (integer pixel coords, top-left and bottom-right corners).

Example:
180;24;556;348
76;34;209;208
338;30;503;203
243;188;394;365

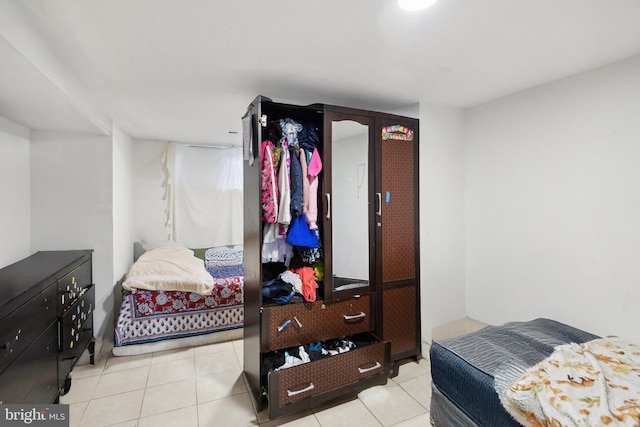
61;339;433;427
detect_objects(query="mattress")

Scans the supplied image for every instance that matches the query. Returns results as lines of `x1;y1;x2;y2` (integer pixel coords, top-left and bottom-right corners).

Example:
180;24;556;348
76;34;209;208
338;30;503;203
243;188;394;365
430;382;482;427
429;318;599;427
114;277;244;347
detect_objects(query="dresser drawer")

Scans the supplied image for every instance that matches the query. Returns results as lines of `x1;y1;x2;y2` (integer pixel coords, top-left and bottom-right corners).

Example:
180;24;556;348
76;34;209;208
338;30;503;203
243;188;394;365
0;321;58;404
59;284;94;356
262;295;372;352
267;333;390;419
0;284;57;375
57;259;92;311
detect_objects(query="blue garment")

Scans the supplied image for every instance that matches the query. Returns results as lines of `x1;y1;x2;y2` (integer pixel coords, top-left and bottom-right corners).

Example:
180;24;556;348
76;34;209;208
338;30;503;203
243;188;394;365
286;216;319;250
298;124;320;151
308;342;322;352
289;145;302;218
262;278;294;304
271;291;295;304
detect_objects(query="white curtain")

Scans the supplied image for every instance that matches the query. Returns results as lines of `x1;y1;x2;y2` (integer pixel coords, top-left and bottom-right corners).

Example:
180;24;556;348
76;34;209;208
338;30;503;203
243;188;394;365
162;142;243;248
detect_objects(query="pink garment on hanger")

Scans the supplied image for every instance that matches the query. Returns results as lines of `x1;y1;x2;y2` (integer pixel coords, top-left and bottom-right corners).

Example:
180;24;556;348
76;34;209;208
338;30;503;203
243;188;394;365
306;148;322;229
307;148;322;177
260;140;278;223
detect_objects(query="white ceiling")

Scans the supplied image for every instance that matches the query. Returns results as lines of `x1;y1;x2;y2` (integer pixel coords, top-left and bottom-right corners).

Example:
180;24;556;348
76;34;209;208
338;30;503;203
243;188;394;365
1;0;640;146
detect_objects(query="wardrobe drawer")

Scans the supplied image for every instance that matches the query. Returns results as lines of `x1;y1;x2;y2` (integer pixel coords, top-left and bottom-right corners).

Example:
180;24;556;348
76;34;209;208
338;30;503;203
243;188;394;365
262;295;372;352
0;284;57;375
267;334;390;419
57;260;92;310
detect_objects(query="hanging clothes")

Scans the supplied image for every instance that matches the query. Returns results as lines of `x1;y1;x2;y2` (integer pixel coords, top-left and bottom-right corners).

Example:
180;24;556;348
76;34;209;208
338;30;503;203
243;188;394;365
276;139;292;227
300;243;322;264
289;144;303;218
279;119;302;146
260;140;278;223
260;119;323;304
261;223;293;265
298;123;319;151
306;148;322;230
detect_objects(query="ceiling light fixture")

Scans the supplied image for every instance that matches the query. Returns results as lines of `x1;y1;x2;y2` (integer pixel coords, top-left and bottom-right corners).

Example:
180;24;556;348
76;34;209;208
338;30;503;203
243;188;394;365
398;0;437;11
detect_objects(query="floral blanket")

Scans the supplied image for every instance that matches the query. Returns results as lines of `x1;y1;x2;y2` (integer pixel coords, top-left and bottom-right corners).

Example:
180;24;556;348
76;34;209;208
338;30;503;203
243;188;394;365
131;276;243;318
496;337;640;426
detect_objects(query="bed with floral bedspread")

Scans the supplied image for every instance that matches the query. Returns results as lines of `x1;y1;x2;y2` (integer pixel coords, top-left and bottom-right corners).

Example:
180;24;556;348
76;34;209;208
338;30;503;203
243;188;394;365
113;245;244;355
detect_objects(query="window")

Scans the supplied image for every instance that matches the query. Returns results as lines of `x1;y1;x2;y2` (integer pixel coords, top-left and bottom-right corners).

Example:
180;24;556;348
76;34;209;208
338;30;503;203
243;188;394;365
163;142;243;248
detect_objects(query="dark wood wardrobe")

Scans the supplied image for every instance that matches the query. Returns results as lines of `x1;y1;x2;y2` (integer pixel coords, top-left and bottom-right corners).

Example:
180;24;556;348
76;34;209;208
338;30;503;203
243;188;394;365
242;96;420;419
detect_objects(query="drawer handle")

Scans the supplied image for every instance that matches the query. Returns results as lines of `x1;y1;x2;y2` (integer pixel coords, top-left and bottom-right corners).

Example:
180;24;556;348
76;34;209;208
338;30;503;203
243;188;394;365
358;361;381;374
287;382;315;397
325;193;331;219
343;312;366;320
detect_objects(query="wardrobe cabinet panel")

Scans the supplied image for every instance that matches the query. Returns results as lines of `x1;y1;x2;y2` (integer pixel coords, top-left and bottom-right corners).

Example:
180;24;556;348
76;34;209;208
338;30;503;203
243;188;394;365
380;129;416;282
382;285;418;358
376;117;421;362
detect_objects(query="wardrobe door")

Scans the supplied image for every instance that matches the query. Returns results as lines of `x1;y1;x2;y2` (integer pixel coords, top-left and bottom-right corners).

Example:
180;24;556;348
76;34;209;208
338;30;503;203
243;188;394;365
376;118;421;361
322;110;376;303
242;95;268;406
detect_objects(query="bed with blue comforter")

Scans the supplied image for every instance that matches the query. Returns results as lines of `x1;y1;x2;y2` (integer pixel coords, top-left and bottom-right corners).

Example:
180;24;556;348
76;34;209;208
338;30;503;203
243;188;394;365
429;318;599;426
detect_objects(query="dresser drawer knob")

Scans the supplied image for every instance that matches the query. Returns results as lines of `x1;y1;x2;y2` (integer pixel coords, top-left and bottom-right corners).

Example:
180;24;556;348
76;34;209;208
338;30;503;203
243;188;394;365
287;382;315;397
358;361;381;374
343;312;366;321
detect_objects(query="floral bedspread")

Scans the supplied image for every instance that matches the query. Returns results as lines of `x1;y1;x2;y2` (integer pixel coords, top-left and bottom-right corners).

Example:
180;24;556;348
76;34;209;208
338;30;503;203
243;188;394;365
497;337;640;426
131;276;243;318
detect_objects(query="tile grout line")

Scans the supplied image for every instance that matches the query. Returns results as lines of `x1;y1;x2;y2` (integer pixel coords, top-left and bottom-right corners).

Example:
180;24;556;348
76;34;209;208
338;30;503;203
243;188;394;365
354;398;384;427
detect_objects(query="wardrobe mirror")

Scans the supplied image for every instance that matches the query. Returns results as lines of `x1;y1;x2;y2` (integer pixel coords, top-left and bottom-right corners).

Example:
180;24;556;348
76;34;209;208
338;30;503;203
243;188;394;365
331;120;369;292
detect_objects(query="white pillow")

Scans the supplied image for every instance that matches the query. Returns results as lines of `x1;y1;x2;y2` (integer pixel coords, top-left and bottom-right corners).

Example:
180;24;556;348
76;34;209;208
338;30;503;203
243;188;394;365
123;246;214;294
140;239;183;251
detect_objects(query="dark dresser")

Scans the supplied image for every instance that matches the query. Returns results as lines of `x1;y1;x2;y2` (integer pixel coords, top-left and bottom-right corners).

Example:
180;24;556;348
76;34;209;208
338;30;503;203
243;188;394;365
0;250;94;404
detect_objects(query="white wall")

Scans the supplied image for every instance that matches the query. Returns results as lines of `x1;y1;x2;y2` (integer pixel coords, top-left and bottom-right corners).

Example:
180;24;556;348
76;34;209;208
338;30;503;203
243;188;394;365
419;105;467;342
30;130;114;337
0;116;31;267
465;54;640;342
132;139;171;243
112;124;135;310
